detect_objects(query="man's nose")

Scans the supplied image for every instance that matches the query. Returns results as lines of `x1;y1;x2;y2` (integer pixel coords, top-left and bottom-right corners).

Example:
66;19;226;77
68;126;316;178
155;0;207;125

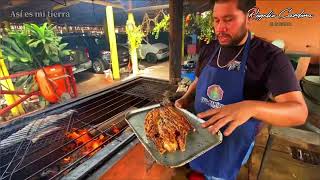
216;22;228;33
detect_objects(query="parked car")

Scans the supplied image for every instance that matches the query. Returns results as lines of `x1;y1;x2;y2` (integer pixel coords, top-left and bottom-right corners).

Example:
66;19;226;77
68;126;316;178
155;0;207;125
61;34;94;74
93;36;130;73
114;33;169;64
61;33;130;74
137;38;169;63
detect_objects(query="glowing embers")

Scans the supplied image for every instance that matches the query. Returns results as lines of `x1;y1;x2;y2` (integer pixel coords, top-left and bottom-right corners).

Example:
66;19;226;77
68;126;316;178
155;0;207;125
62;128;108;164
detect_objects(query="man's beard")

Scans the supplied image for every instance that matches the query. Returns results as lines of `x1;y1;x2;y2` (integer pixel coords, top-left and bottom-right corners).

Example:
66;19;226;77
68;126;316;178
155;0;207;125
217;22;248;47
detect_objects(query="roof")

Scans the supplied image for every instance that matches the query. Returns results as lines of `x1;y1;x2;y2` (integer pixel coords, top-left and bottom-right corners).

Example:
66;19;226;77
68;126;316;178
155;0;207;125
0;0;212;25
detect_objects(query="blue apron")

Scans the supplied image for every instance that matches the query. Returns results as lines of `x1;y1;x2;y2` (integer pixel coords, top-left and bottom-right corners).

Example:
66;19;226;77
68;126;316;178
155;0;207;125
190;32;260;180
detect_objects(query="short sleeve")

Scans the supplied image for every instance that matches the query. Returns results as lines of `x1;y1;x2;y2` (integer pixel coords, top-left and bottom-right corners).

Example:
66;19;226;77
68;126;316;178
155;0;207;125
266;52;301;97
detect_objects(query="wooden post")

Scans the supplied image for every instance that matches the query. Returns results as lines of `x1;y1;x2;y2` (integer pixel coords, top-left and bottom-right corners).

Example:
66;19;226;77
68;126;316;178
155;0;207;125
0;50;25;116
169;0;183;84
127;13;139;75
182;15;185;65
106;6;120;80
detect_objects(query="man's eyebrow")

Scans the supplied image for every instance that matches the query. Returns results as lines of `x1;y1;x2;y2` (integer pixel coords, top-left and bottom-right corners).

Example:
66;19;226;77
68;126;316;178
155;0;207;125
222;15;234;19
214;15;234;19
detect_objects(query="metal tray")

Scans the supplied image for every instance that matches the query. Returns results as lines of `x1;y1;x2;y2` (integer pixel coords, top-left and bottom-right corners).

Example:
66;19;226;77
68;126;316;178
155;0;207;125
125;104;223;168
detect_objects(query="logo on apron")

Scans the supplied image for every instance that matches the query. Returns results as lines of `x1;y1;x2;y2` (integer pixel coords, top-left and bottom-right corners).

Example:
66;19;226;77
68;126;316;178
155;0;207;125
207;84;224;101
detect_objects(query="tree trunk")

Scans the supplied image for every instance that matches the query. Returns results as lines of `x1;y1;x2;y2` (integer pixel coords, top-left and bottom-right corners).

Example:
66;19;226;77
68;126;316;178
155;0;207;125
169;0;183;84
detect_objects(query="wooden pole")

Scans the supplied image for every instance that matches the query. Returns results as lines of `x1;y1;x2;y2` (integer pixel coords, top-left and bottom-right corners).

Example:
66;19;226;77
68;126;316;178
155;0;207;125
0;50;25;116
127;13;139;75
106;6;120;80
182;15;185;65
169;0;183;84
127;0;139;75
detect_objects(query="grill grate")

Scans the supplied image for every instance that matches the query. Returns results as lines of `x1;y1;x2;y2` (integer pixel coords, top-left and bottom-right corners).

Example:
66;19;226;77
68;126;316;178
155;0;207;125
0;78;175;180
116;79;175;102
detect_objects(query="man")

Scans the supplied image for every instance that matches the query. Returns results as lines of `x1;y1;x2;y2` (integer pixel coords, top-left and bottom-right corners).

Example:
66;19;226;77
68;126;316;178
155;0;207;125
175;0;308;179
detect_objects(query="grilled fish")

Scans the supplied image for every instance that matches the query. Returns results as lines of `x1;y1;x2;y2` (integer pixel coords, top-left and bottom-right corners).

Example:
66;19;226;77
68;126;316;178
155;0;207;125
144;105;194;154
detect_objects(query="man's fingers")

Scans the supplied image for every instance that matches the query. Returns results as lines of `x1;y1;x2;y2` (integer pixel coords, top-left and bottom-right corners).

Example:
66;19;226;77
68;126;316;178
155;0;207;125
201;113;225;128
224;121;240;136
197;108;221;119
175;100;182;108
207;116;232;134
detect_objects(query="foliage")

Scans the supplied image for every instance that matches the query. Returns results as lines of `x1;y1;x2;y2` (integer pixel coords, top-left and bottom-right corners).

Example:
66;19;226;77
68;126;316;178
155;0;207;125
193;11;215;44
152;11;215;44
0;23;73;108
126;21;145;51
0;23;73;70
152;14;169;39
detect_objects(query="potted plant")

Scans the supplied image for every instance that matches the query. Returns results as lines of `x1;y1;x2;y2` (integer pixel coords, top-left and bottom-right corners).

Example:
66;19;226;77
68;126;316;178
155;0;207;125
0;23;73;103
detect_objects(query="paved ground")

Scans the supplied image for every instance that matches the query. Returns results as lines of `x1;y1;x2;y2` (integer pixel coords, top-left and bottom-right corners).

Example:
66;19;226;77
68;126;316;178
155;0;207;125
75;60;170;97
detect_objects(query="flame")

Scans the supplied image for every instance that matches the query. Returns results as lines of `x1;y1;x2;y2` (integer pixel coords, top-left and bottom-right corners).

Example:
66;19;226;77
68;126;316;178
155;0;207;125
62;128;107;164
63;156;72;163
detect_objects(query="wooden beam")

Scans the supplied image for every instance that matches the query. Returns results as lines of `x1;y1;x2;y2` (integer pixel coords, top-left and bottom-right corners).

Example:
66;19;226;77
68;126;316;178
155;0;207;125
129;4;169;12
169;0;183;84
106;6;120;80
127;13;139;75
52;0;124;11
52;0;81;10
0;50;25;116
80;0;124;9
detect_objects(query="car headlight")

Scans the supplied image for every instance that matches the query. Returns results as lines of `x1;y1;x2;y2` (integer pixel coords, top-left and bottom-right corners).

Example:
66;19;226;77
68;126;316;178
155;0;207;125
157;49;164;54
101;54;110;61
157;48;168;54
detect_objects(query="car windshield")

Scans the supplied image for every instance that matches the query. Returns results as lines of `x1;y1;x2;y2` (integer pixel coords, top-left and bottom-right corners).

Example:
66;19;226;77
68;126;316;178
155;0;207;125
143;32;169;45
93;37;109;50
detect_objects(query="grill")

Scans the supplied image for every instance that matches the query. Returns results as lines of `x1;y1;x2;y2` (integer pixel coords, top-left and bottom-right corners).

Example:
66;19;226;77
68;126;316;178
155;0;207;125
0;77;176;180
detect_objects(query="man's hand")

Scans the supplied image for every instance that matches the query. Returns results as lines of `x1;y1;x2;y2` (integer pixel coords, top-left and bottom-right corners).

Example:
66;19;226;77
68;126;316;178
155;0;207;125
175;96;192;109
198;101;256;136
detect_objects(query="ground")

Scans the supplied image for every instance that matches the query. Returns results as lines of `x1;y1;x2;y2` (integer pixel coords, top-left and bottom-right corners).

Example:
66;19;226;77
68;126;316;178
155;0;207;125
75;60;170;97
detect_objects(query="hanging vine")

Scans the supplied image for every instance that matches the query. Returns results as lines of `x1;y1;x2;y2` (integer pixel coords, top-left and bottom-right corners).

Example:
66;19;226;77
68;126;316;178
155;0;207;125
125;23;144;51
152;14;169;39
152;10;215;44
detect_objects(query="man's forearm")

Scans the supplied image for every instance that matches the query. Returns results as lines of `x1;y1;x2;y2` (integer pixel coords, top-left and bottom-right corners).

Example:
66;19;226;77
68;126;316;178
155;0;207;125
248;100;308;126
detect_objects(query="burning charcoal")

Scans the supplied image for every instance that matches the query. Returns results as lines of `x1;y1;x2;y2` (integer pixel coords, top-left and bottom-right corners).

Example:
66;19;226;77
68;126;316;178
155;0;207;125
64;128;107;158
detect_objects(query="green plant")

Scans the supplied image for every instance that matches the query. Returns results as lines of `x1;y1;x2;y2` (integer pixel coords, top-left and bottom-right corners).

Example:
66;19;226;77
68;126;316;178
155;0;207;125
126;22;145;50
151;11;215;44
0;23;73;69
194;11;214;44
152;14;169;39
0;23;73;108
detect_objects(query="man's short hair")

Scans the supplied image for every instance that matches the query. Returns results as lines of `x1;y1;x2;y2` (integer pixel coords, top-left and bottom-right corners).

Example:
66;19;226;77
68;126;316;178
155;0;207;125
212;0;256;14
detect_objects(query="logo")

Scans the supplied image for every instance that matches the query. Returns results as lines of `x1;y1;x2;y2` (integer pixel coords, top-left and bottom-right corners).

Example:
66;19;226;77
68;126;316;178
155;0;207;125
207;84;223;101
248;7;314;21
